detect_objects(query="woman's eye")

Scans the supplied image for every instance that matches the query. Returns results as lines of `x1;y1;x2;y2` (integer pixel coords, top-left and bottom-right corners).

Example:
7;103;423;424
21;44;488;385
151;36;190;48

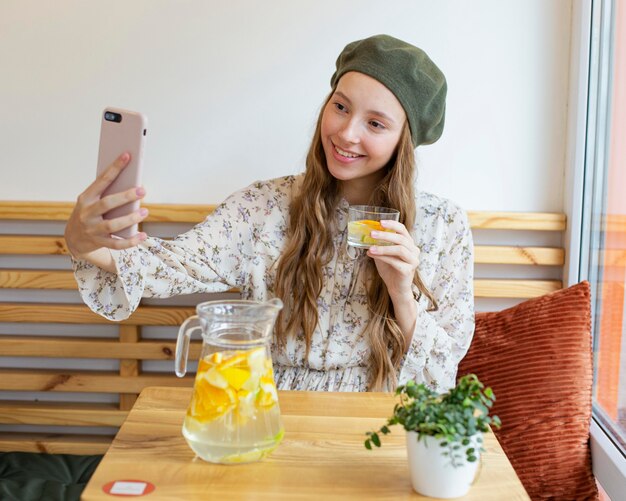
369;120;385;129
334;103;347;112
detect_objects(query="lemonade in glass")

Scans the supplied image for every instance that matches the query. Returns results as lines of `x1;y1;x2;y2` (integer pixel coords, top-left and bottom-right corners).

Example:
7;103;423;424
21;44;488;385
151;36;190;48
347;205;400;248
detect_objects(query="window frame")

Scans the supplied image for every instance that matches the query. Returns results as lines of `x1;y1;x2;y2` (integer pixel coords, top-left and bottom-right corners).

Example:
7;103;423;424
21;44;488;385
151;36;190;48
567;0;626;497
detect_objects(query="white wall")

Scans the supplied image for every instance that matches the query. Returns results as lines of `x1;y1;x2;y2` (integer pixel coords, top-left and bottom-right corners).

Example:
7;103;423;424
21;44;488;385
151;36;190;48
0;0;572;212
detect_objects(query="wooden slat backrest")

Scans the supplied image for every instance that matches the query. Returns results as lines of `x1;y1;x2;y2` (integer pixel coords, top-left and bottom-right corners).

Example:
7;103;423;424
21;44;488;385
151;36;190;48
0;201;566;454
2;239;566;265
0;201;567;297
0;303;193;325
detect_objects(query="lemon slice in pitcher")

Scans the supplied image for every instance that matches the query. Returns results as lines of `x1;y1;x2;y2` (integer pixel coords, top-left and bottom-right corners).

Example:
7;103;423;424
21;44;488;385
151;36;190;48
256;377;278;409
221;367;251;391
189;378;236;422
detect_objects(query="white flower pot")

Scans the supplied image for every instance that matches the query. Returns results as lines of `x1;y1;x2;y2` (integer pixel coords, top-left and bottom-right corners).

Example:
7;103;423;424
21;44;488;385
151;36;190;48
405;431;481;499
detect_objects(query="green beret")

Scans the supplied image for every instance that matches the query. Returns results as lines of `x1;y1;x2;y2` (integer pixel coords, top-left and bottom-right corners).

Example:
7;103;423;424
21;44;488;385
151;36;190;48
330;34;447;148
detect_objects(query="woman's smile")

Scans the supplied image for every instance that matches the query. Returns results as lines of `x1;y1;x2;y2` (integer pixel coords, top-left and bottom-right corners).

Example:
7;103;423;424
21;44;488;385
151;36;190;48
331;142;365;162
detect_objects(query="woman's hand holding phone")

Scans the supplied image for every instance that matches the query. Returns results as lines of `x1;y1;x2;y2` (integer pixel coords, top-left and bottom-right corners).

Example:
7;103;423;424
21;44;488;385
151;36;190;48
65;107;149;272
64;152;149;267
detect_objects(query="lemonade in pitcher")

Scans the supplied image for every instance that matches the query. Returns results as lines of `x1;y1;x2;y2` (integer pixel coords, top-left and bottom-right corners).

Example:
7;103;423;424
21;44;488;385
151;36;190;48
182;346;283;463
176;299;284;464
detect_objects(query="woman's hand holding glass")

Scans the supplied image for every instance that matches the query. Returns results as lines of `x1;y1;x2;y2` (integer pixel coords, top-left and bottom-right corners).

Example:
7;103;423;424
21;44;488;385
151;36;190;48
64;152;149;259
366;220;420;302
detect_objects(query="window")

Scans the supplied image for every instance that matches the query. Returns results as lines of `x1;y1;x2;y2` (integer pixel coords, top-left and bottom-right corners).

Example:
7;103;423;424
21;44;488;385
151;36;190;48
579;0;626;496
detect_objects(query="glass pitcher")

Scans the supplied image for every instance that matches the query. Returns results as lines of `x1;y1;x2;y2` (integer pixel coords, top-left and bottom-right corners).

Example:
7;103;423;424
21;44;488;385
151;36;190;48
175;298;284;464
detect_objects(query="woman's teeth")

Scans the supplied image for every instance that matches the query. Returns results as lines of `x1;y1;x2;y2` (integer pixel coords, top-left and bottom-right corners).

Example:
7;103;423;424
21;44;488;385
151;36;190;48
335;146;361;158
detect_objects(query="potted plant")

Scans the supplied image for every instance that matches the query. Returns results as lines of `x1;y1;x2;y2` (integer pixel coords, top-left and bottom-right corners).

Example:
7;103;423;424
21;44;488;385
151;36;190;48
365;374;501;498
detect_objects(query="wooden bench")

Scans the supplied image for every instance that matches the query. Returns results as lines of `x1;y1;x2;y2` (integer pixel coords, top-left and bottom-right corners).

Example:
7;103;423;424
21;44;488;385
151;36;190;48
0;201;566;455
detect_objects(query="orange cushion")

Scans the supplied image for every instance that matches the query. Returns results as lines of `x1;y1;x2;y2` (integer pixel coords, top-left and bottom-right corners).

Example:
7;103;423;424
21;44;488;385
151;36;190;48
458;281;598;500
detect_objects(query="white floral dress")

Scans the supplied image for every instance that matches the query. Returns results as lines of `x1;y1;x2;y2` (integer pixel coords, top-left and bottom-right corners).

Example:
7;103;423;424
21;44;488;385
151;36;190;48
72;174;474;393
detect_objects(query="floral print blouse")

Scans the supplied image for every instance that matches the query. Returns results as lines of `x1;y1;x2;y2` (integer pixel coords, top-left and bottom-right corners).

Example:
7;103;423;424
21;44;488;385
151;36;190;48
72;174;474;393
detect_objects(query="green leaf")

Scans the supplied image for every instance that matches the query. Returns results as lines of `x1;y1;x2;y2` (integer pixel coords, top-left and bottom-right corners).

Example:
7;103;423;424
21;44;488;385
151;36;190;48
371;433;381;447
364;439;372;450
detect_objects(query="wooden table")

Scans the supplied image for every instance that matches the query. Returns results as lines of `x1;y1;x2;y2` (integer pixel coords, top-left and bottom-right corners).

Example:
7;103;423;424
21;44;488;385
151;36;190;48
82;387;529;500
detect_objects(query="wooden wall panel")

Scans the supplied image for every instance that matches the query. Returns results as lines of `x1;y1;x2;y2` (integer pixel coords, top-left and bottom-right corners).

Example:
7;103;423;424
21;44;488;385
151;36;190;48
0;202;567;454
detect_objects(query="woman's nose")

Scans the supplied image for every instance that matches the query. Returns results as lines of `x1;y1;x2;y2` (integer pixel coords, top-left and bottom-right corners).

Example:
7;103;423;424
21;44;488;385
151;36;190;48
338;119;360;144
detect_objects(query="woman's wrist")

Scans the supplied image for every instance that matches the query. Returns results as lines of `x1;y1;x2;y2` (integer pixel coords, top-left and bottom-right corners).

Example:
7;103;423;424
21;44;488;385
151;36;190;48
72;247;117;274
388;288;415;307
389;290;418;349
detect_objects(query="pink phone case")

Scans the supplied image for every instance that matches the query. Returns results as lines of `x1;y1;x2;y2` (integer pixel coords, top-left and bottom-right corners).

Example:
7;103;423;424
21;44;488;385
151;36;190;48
96;107;147;239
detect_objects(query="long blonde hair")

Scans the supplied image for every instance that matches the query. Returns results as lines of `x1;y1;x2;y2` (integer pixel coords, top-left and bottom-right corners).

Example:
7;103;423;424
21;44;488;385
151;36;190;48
274;94;437;390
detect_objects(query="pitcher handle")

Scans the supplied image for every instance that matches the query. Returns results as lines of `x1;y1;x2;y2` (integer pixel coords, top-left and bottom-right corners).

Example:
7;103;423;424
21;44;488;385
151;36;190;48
175;315;202;377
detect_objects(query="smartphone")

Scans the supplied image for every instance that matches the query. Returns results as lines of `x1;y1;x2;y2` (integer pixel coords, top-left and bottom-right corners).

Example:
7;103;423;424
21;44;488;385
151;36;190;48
96;107;148;238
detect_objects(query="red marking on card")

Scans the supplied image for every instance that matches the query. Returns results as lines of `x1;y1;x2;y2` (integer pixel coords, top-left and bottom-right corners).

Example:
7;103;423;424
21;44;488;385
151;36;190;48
102;480;155;496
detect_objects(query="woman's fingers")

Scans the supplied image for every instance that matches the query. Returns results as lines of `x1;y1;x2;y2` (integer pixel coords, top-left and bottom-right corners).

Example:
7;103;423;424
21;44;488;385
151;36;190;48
88;185;146;219
369;230;410;247
369;220;413;247
366;221;421;300
94;208;149;236
368;243;418;265
380;219;411;237
65;155;149;258
368;232;418;262
82;152;132;200
368;252;414;275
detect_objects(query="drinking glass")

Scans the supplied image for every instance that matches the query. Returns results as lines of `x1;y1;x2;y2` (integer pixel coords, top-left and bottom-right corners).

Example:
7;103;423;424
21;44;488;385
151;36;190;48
347;205;400;248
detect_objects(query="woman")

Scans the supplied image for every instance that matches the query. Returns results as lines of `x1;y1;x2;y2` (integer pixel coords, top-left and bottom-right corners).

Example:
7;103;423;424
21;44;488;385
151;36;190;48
65;35;474;393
